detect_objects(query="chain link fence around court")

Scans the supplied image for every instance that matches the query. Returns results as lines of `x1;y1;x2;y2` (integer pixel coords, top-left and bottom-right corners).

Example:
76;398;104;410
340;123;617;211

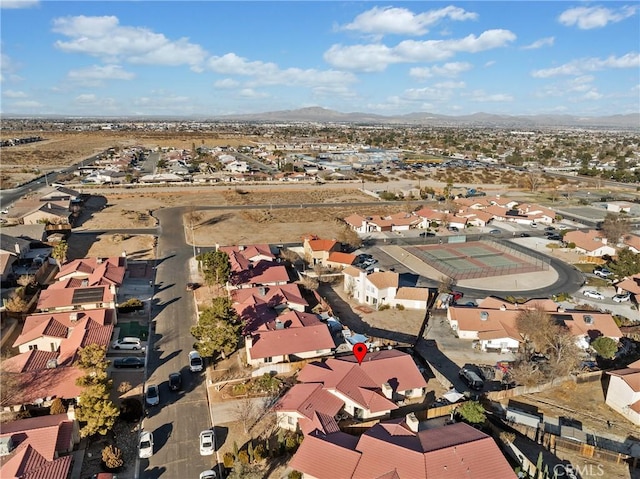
402;238;550;280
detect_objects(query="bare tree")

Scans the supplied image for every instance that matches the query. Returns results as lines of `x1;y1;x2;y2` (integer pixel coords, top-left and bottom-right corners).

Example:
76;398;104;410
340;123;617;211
335;225;362;250
509;360;545;386
234;397;259;434
16;275;35;288
601;212;630;244
299;275;319;291
437;275;456;294
516;308;553;354
525;171;542;192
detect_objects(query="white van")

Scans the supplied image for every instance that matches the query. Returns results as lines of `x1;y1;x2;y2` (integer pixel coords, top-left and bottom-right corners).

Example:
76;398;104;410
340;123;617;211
112;337;142;350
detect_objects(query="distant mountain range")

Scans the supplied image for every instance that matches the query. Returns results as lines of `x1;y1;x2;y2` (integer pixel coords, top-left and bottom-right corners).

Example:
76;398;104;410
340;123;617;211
3;107;639;129
217;107;639;130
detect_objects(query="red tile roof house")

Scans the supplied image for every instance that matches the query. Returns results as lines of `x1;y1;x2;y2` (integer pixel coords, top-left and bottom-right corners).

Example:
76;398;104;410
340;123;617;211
218;244;275;263
36;284;116;313
232;283;309;332
448;297;622;353
54;256;126;288
343;214;373;234
2;309;114;411
288;349;428;423
0;412;80;479
342;268;431;310
288;417;516;479
615;274;640;302
244;311;335;367
302;235;342;266
220;243;288;290
622;234;640;253
563;229;617;257
605;359;640;425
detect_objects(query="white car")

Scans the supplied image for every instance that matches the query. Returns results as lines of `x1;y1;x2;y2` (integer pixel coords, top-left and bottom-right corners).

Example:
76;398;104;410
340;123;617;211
199;429;215;456
613;293;631;303
139;430;154;459
111;337;142;350
199;470;217;479
145;384;159;407
583;290;604;300
189;350;203;372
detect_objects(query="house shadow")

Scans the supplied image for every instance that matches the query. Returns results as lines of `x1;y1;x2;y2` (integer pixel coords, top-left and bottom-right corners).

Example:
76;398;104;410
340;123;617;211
318;284;417;345
414;338;472;393
72;195;108;228
66;232;98;260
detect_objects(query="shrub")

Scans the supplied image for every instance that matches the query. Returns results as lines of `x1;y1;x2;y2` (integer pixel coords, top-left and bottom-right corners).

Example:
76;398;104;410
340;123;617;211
253;443;266;462
117;298;143;312
395;304;405;310
223;452;235;468
378;304;391;311
237;450;249;465
289;471;303;479
102;445;124;470
49;398;66;415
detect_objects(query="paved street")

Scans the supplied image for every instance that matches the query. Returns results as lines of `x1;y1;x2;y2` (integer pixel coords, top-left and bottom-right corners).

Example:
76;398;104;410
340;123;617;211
138;207;214;479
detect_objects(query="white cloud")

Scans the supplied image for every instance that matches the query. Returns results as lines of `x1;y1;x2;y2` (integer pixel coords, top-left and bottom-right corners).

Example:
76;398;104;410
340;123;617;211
582;90;603;100
52;15;208;71
522;37;555;50
0;51;21;82
340;6;477;37
532;52;640;77
0;0;39;9
558;5;638;29
207;53;357;88
467;90;514;102
325;29;515;72
484;60;496;68
238;88;268;99
409;62;472;79
74;94;98;104
214;78;239;89
67;64;135;85
3;89;27;98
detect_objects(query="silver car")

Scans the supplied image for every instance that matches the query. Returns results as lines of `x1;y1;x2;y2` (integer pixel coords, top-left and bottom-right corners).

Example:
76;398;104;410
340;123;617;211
145;384;159;407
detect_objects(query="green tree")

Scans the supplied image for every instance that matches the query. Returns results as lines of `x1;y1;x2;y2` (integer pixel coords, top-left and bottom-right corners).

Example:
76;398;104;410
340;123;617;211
455;401;486;424
199;250;231;287
190;299;241;358
590;336;618;359
76;344;109;375
609;248;640;278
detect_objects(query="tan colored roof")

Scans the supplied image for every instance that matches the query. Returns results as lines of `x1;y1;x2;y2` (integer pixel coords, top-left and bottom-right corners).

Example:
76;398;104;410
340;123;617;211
327;251;356;265
343;265;362;277
564;229;608;252
395;287;431;301
275;383;344;420
249;322;334;360
343;214;367;228
367;271;399;290
623;234;640;251
607;367;640;392
616;275;640;295
289;432;361;479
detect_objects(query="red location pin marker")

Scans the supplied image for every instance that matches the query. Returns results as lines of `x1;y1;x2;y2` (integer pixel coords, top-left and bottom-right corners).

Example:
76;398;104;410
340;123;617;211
353;342;368;365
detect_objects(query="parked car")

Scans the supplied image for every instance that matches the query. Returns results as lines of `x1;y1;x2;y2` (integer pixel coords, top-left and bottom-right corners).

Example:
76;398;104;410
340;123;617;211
530;222;538;228
113;357;145;369
419;231;435;237
189;350;203;372
111;337;142;350
447;226;459;232
186;282;200;291
199;429;215;456
459;367;484;391
139;430;154;459
451;291;464;302
613;292;631;303
547;234;563;241
544;226;555;232
583;290;604;300
594;267;613;278
145;384;159;407
489;229;501;235
519;232;531;237
199;471;217;479
169;372;182;391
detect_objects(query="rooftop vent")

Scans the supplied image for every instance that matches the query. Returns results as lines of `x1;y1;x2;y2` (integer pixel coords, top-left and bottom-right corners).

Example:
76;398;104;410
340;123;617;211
46;358;58;369
0;437;14;457
69;312;79;321
583;315;594;325
275;319;284;330
480;311;489;321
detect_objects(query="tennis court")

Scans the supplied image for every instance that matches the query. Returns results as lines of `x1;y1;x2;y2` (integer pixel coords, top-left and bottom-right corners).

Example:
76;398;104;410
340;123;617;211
405;239;549;280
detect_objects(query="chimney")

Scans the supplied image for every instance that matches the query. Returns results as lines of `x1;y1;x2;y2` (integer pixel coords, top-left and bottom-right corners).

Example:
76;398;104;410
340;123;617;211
275;319;284;330
96;257;103;264
259;286;266;296
382;382;393;399
557;306;565;313
14;243;21;255
406;412;419;433
81;279;89;287
499;304;507;311
480;311;489;321
239;245;245;251
47;202;52;209
69;312;79;321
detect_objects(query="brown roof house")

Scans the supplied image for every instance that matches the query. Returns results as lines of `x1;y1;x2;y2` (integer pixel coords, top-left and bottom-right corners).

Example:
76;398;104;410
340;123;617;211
563;229;617;257
303;235;341;266
54;256;126;287
0;411;80;479
245;311;335;368
21;203;71;226
37;284;116;313
289;418;516;479
291;349;428;423
606;359;640;425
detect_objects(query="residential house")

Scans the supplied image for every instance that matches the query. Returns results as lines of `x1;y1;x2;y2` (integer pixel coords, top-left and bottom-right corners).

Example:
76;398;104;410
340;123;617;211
245;311;335;367
622;234;640;253
606;359;640;425
0;234;30;282
274;383;345;433
37;285;116;312
225;160;250;173
615;274;640;302
302;236;341;266
564;230;617;257
449;297;622;352
342;214;371;234
232;283;308;332
606;201;633;214
21;203;71;226
325;251;356;270
218;244;275;263
0;224;47;243
0;412;79;479
54;256;126;288
289;419;515;479
228;259;289;290
293;349;427;422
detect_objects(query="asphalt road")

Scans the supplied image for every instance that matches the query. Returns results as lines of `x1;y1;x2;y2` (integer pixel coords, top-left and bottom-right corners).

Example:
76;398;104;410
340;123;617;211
139;207;214;479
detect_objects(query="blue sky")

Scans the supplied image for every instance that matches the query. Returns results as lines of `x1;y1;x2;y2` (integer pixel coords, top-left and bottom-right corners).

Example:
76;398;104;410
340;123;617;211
1;1;638;117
